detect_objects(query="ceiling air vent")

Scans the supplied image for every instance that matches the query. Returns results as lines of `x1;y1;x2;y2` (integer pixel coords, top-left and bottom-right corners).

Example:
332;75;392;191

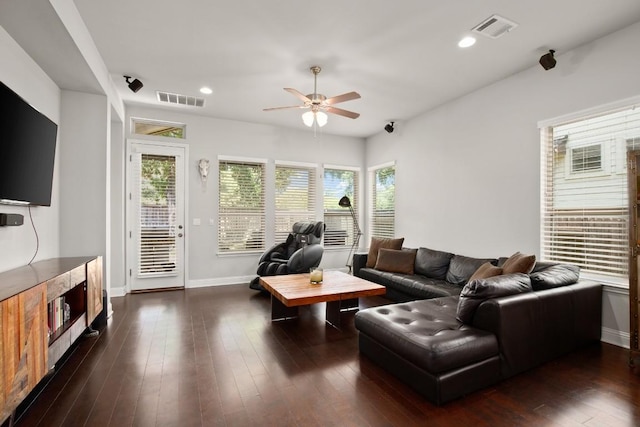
472;14;518;39
156;91;205;107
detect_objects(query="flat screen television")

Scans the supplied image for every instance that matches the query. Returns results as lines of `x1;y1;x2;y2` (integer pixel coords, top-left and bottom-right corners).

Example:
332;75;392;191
0;81;58;206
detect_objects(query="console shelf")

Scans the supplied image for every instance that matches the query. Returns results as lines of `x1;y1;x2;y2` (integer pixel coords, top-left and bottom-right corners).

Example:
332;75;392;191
0;256;103;424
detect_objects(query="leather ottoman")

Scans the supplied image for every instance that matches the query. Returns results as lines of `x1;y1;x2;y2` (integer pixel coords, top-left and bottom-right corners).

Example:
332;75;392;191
354;296;501;404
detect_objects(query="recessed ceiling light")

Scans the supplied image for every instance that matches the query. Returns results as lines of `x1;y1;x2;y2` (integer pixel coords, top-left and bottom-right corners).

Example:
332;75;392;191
458;36;476;48
200;87;213;95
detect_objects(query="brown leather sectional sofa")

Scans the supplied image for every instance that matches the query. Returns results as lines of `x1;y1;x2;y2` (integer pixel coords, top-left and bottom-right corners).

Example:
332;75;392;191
353;248;603;405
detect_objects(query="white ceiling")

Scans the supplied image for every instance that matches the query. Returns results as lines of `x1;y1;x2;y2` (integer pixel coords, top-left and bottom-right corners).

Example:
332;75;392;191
7;1;640;138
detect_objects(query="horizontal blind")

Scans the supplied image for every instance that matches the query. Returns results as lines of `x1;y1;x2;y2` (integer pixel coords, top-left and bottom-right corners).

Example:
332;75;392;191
138;154;177;276
369;164;395;239
275;164;317;242
218;160;265;252
541;105;640;279
323;168;358;247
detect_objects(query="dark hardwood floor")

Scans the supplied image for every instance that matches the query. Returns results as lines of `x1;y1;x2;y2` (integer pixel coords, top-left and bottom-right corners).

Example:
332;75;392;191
11;284;640;427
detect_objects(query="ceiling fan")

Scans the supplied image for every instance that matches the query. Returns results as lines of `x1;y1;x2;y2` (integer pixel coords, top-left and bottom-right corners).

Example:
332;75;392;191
263;66;361;128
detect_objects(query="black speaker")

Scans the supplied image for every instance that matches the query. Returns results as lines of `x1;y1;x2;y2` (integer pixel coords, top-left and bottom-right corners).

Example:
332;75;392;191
539;50;556;70
0;213;24;226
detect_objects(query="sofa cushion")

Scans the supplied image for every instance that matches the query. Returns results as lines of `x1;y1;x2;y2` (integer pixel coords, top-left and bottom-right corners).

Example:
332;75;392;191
445;255;497;285
531;261;559;273
456;273;532;323
357;268;461;300
501;252;536;274
414;247;454;279
355;297;499;374
529;264;580;290
366;237;404;268
375;248;417;274
468;262;503;281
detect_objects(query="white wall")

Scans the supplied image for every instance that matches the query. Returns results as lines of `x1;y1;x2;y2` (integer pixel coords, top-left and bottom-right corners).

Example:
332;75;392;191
365;21;640;346
58;91;108;258
116;106;366;295
0;26;61;272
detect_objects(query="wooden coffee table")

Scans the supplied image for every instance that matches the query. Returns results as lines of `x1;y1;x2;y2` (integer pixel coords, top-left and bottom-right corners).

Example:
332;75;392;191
259;270;386;327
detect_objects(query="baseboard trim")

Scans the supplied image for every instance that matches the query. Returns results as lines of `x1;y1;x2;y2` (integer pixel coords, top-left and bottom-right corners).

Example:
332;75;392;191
110;286;127;298
188;275;255;288
601;326;630;349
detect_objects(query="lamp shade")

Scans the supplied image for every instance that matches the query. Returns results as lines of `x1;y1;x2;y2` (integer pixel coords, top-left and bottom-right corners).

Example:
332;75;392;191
316;111;328;127
338;196;352;208
302;111;315;127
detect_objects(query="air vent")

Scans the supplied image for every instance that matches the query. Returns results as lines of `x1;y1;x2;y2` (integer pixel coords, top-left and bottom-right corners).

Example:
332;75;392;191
472;14;518;39
156;91;205;107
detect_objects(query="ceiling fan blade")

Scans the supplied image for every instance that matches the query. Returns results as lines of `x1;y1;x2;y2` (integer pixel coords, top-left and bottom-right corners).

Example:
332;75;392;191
325;91;361;105
263;105;306;111
326;106;360;119
284;88;311;103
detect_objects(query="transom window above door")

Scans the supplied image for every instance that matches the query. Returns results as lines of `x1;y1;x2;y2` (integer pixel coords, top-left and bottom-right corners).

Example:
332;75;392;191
132;118;186;139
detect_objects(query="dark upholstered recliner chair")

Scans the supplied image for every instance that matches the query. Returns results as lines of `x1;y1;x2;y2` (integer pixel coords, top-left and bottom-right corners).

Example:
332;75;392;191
249;221;325;291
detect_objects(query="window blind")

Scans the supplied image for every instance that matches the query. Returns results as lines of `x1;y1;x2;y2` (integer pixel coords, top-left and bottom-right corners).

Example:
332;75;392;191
274;163;317;242
218;159;266;252
137;154;177;276
541;104;640;281
369;164;396;239
323;168;359;247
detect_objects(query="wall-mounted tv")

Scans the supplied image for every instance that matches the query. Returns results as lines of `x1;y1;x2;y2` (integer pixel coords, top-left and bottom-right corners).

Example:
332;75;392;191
0;81;58;206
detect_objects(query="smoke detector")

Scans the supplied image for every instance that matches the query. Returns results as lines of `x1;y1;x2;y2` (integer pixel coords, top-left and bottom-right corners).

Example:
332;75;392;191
472;14;518;39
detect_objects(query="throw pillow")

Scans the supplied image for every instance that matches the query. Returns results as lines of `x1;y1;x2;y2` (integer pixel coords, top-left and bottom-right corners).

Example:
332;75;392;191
468;262;503;282
501;252;536;275
456;273;533;324
374;248;417;274
366;237;404;268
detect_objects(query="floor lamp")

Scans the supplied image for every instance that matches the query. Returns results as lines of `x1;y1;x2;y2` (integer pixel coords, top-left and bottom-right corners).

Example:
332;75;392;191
339;196;362;273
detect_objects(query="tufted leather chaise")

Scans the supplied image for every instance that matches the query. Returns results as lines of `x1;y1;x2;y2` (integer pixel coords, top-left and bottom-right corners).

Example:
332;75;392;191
354;281;602;405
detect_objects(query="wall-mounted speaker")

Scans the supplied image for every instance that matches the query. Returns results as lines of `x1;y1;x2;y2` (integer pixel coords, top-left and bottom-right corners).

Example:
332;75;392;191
0;213;24;226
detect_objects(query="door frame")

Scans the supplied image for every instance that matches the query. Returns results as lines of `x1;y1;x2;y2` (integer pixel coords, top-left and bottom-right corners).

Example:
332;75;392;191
125;139;189;293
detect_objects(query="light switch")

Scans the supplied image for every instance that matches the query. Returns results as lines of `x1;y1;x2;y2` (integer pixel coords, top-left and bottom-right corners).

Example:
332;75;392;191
193;218;201;226
209;218;215;226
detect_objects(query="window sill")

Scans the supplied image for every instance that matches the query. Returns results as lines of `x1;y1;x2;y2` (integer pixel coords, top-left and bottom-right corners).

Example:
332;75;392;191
580;272;628;291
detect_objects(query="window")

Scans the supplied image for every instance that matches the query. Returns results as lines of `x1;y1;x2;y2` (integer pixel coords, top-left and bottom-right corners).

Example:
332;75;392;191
570;144;602;174
132;118;186;139
541;104;640;283
274;162;317;242
368;163;396;239
218;158;265;253
323;167;359;247
137;154;177;275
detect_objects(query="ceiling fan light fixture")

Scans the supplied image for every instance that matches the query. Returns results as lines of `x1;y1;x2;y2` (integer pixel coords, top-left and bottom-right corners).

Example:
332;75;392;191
265;65;359;130
302;111;315;127
316;111;328;127
302;110;328;127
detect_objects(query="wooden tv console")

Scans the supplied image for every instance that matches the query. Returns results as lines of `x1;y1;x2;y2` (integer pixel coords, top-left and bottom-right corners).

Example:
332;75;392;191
0;256;103;423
